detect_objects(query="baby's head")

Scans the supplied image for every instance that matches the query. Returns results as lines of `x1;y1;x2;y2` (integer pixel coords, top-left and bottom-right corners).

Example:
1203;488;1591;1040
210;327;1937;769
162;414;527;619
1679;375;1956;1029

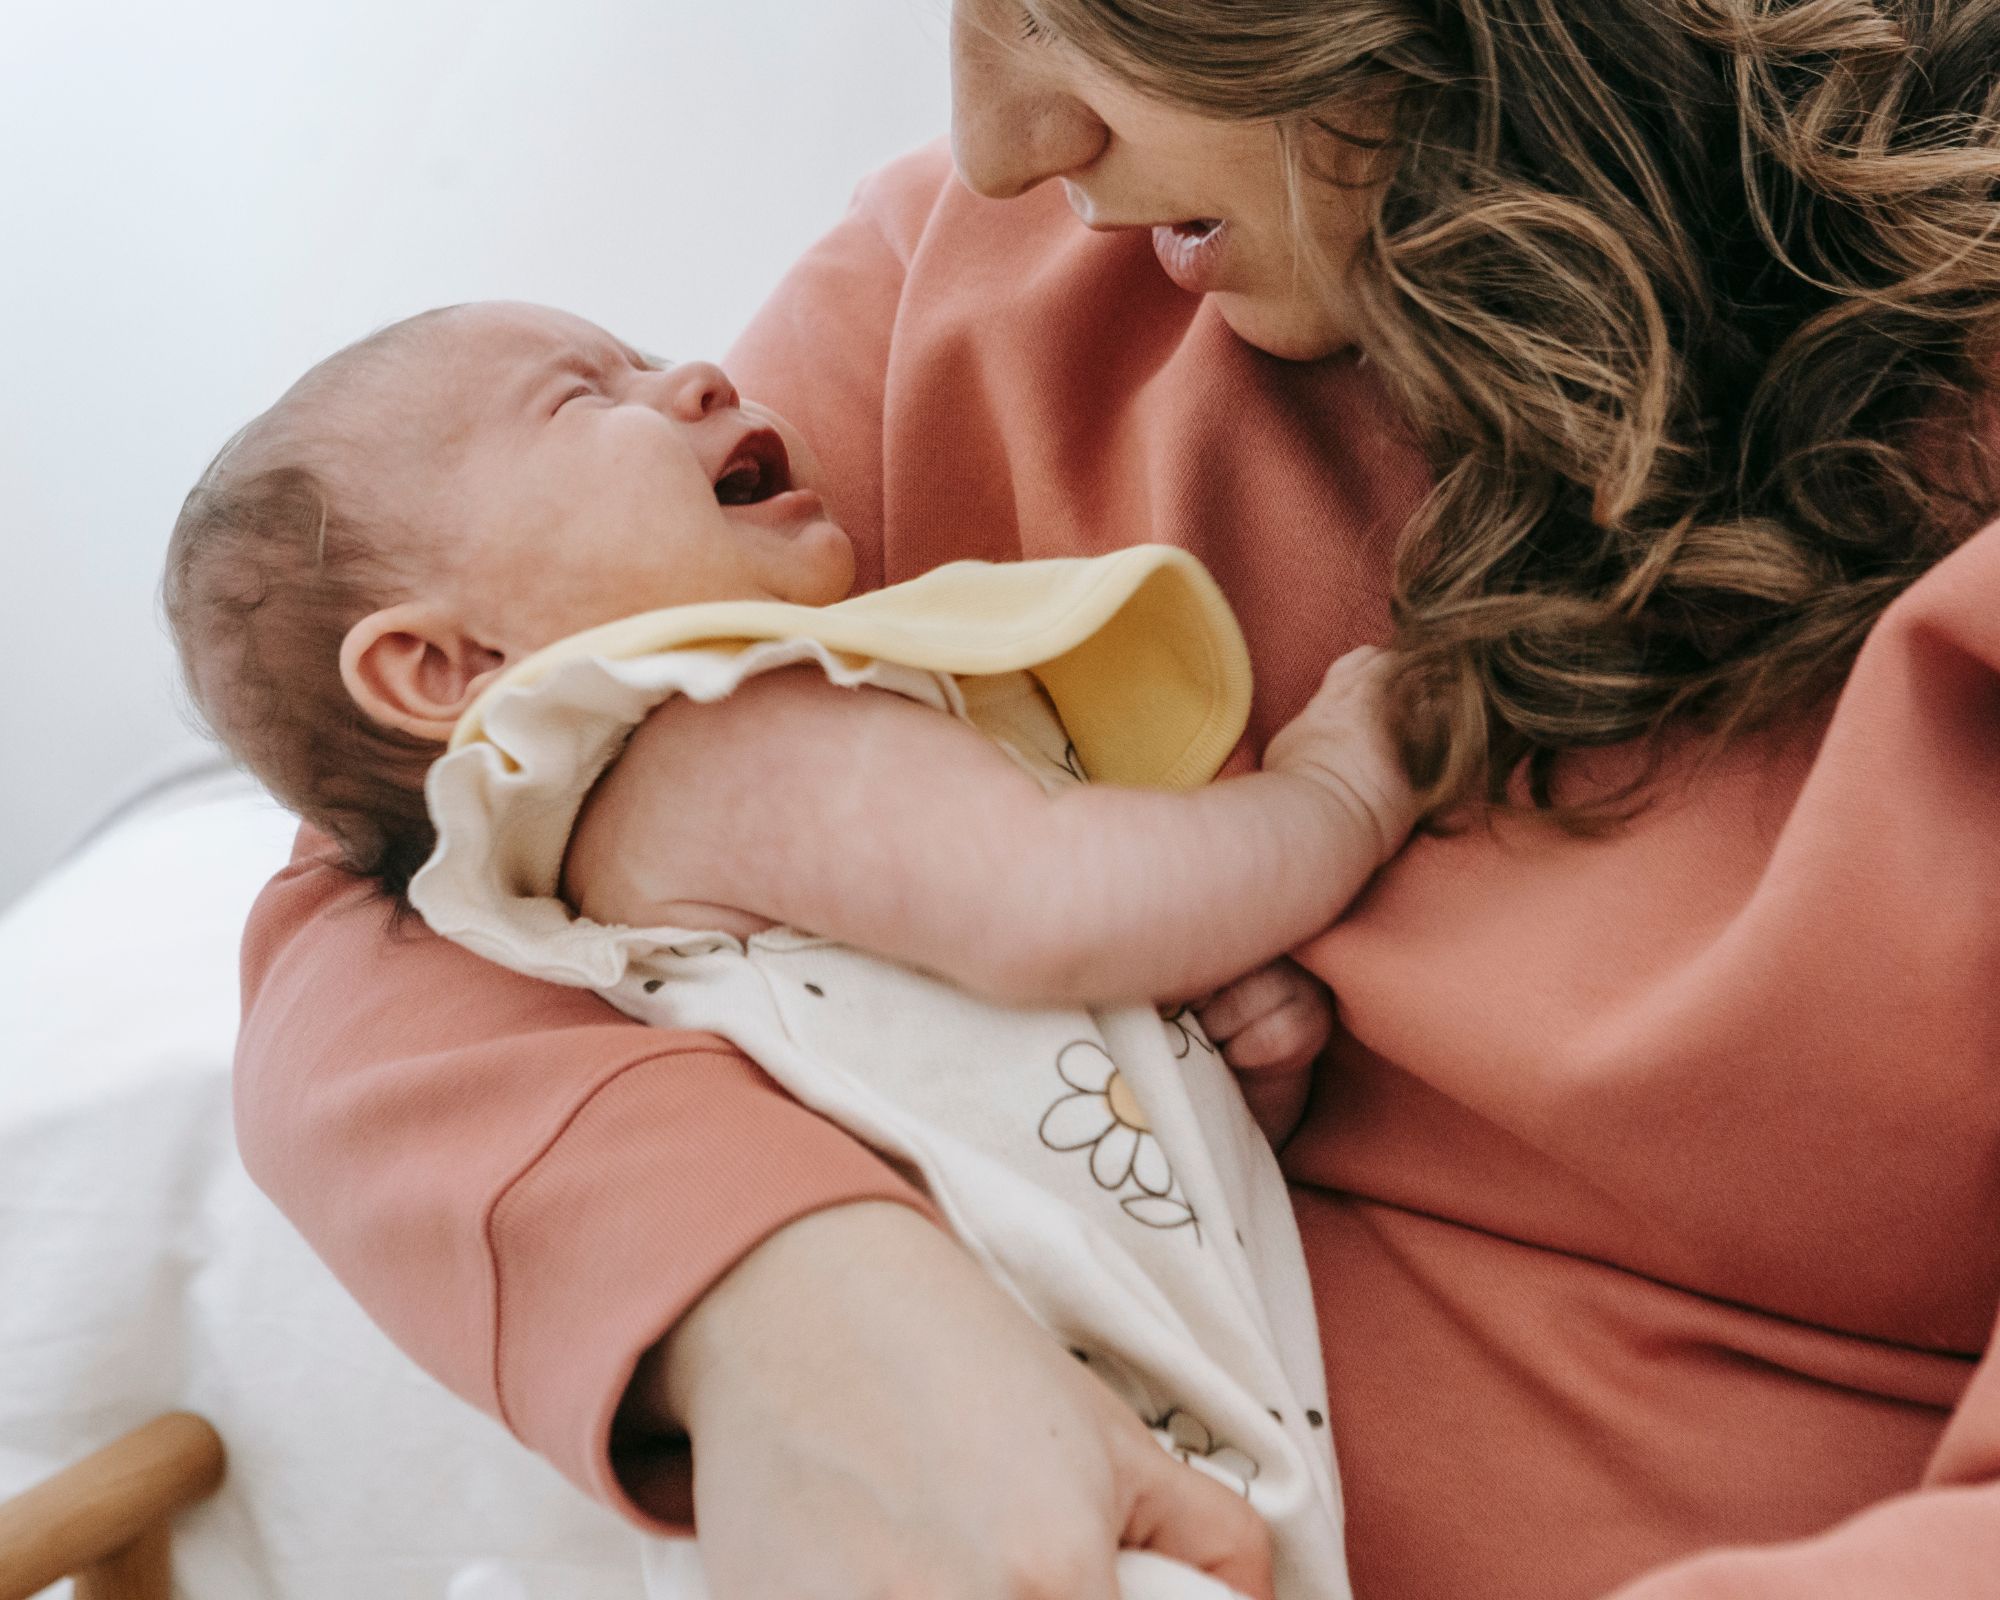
164;300;854;896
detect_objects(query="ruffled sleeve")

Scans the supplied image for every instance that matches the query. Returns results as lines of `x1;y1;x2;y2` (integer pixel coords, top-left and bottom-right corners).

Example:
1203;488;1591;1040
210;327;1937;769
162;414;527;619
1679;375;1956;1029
411;637;958;988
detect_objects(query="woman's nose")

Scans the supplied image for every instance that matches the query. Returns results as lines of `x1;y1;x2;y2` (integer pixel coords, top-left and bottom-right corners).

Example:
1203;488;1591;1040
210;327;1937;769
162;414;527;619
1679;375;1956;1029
661;360;739;421
949;6;1109;200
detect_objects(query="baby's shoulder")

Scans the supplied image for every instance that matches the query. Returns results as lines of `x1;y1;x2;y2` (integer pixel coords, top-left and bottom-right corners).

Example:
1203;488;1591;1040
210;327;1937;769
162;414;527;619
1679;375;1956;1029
561;657;1021;930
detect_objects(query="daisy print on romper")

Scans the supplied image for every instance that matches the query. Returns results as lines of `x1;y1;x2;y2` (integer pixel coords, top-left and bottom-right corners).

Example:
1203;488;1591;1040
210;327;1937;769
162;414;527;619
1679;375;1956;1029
1037;1040;1199;1233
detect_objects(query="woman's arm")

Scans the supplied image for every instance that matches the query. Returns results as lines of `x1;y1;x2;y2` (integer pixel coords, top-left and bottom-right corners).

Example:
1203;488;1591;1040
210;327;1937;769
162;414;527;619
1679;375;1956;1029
636;1201;1276;1600
236;834;941;1526
566;649;1413;1007
1603;1311;2000;1599
1581;510;2000;1599
242;844;1278;1595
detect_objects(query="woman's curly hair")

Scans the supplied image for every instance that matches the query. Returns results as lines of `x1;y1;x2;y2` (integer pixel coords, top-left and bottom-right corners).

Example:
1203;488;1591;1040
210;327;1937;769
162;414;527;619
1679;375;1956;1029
1026;0;2000;819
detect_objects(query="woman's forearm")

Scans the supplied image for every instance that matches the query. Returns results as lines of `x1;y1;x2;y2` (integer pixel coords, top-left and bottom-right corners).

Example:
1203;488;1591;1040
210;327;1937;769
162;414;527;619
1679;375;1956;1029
638;1198;1277;1599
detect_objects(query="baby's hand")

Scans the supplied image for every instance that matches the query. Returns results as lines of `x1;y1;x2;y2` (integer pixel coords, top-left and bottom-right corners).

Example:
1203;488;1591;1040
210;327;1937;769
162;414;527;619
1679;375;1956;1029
1260;646;1418;866
1193;958;1332;1146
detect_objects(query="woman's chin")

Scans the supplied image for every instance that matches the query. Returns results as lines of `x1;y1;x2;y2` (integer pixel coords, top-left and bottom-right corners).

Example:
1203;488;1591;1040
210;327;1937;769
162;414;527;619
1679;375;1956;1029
1210;290;1356;364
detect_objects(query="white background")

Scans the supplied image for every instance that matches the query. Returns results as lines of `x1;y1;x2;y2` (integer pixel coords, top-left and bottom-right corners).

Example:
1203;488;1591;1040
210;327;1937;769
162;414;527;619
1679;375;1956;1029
0;0;953;907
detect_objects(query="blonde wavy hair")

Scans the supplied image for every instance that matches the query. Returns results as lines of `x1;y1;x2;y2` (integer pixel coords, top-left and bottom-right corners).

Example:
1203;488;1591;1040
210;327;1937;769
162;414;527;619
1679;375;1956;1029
1025;0;2000;820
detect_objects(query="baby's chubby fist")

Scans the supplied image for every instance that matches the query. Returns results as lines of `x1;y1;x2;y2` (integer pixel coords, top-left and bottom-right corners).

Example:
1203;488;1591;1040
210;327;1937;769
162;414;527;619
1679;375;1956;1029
1260;646;1418;866
1193;959;1333;1145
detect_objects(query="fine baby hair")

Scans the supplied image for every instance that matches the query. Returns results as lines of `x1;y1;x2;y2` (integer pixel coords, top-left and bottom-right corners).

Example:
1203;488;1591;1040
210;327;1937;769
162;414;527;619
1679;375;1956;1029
162;308;460;899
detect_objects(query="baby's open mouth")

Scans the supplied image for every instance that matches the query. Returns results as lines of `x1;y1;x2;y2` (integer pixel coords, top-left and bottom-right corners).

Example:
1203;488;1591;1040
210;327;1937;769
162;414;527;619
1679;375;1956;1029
712;427;793;506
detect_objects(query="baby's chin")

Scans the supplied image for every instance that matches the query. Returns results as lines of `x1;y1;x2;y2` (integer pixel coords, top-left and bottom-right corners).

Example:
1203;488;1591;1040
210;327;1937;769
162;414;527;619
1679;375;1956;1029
783;517;857;606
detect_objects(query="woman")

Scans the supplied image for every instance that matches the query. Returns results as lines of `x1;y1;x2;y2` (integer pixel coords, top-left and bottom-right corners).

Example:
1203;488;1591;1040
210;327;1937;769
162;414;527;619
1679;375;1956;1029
234;1;2000;1596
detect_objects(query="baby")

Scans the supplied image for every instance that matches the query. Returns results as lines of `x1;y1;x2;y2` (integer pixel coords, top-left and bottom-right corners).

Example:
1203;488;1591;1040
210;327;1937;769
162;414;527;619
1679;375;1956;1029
165;301;1414;1600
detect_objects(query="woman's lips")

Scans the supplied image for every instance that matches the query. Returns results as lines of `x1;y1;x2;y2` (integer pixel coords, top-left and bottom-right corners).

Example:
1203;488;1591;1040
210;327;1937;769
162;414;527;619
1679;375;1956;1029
1152;220;1230;295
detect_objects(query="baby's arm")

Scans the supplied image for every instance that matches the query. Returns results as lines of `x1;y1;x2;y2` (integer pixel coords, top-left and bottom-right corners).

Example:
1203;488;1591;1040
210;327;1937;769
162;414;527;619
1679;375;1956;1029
563;649;1413;1007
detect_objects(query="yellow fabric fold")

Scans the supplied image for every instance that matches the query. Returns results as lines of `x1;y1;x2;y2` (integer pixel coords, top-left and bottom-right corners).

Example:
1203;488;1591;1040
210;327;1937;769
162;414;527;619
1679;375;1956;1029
451;545;1253;791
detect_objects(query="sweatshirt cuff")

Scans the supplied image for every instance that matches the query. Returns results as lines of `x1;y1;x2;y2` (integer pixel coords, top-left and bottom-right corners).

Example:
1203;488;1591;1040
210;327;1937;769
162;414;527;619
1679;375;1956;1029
482;1042;942;1531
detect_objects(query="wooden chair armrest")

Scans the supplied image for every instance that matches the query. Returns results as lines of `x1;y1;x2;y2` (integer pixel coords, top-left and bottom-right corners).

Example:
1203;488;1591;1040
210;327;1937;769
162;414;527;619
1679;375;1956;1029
0;1413;225;1600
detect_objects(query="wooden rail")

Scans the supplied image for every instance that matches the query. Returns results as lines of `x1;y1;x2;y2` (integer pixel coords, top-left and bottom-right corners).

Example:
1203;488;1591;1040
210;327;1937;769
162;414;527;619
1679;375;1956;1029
0;1414;225;1600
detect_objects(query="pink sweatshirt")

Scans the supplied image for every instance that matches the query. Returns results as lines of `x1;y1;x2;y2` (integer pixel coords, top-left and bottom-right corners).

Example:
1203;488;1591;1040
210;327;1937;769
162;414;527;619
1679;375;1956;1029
234;141;2000;1599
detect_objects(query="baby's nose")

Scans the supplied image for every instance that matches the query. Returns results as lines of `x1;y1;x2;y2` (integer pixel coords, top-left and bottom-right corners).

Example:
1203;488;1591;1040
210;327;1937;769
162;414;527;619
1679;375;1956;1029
663;360;739;420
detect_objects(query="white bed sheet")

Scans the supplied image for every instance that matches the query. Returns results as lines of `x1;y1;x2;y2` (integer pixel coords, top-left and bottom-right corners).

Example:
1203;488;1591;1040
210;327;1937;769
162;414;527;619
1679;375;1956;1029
0;769;647;1599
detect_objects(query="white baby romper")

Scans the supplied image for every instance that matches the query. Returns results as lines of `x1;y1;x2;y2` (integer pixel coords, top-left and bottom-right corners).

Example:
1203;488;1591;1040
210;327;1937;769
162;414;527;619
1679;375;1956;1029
412;551;1352;1600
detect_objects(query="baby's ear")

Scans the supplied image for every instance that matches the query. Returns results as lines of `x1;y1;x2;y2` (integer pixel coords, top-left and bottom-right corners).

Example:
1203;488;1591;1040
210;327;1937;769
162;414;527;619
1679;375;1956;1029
340;603;507;741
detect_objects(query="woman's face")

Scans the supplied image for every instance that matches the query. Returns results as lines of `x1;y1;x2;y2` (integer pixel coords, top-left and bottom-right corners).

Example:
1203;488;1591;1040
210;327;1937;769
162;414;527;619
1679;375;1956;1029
949;0;1379;362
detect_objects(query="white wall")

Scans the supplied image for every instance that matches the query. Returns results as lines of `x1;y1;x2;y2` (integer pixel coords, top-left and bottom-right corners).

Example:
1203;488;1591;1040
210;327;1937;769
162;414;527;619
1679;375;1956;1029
0;0;952;907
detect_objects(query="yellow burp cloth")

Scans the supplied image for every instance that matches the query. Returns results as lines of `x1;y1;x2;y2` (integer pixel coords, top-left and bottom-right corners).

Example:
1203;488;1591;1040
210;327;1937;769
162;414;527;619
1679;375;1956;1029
452;544;1254;792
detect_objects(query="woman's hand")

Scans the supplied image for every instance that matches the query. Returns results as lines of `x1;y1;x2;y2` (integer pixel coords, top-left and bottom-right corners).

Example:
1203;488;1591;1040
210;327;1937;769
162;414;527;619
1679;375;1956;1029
1260;646;1417;868
643;1201;1277;1600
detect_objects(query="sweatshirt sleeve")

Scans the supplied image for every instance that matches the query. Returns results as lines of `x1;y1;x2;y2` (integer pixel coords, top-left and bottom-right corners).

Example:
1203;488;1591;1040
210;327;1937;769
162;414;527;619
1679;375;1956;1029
1597;520;2000;1598
721;140;957;597
231;142;960;1531
1603;1319;2000;1598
